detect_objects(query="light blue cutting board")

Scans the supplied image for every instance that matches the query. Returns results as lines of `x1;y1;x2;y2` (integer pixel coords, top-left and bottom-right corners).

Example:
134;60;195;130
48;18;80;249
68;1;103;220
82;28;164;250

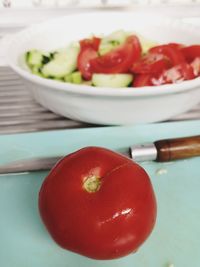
0;120;200;267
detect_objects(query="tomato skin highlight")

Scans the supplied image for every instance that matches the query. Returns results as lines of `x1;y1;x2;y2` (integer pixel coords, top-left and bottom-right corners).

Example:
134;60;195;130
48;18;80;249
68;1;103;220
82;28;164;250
77;37;101;80
77;47;98;80
90;35;142;74
39;147;157;260
191;57;200;77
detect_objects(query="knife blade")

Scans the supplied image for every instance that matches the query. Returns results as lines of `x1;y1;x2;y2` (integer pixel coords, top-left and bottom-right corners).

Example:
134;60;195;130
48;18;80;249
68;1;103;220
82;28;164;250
0;135;200;174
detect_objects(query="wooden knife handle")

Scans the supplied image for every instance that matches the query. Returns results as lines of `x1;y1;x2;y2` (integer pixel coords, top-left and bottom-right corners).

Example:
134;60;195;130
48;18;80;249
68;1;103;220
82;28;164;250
154;135;200;162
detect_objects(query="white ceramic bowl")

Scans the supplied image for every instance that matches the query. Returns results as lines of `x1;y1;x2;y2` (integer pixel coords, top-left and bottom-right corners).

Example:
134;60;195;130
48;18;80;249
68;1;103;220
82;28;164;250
6;12;200;125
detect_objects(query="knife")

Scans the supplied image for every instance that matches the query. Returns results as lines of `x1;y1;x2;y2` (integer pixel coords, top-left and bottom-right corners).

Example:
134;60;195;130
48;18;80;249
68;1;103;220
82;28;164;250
0;135;200;174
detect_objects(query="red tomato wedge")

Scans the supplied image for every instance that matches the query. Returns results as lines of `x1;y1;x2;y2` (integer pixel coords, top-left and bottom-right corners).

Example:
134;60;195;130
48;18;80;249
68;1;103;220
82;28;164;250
180;45;200;62
80;37;101;51
130;53;170;74
151;63;195;85
90;35;142;74
78;37;101;80
133;74;153;87
149;44;185;66
77;48;98;80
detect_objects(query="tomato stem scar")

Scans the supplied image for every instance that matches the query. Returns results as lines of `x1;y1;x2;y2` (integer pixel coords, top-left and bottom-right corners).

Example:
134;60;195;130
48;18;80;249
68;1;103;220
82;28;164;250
83;175;101;193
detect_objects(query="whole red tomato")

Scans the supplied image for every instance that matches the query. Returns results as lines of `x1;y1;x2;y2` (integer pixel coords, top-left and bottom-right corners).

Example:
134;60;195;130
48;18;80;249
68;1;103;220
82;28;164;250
39;147;157;260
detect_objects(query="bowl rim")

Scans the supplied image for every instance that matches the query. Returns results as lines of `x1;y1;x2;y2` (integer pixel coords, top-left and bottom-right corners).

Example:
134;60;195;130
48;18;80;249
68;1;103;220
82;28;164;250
7;11;200;97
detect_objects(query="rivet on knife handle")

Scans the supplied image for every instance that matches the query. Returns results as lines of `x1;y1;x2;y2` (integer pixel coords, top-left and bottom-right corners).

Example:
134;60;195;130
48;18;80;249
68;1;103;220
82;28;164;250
154;135;200;162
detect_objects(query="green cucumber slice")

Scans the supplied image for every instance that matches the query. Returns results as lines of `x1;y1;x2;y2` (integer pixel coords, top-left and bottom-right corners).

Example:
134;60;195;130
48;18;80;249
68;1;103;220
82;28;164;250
41;44;80;78
71;71;82;84
26;50;44;68
92;74;133;88
99;30;129;55
138;35;158;54
63;71;82;84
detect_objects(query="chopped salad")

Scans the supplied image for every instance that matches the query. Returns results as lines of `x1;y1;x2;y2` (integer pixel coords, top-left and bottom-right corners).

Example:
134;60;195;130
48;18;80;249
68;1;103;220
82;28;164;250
25;30;200;88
